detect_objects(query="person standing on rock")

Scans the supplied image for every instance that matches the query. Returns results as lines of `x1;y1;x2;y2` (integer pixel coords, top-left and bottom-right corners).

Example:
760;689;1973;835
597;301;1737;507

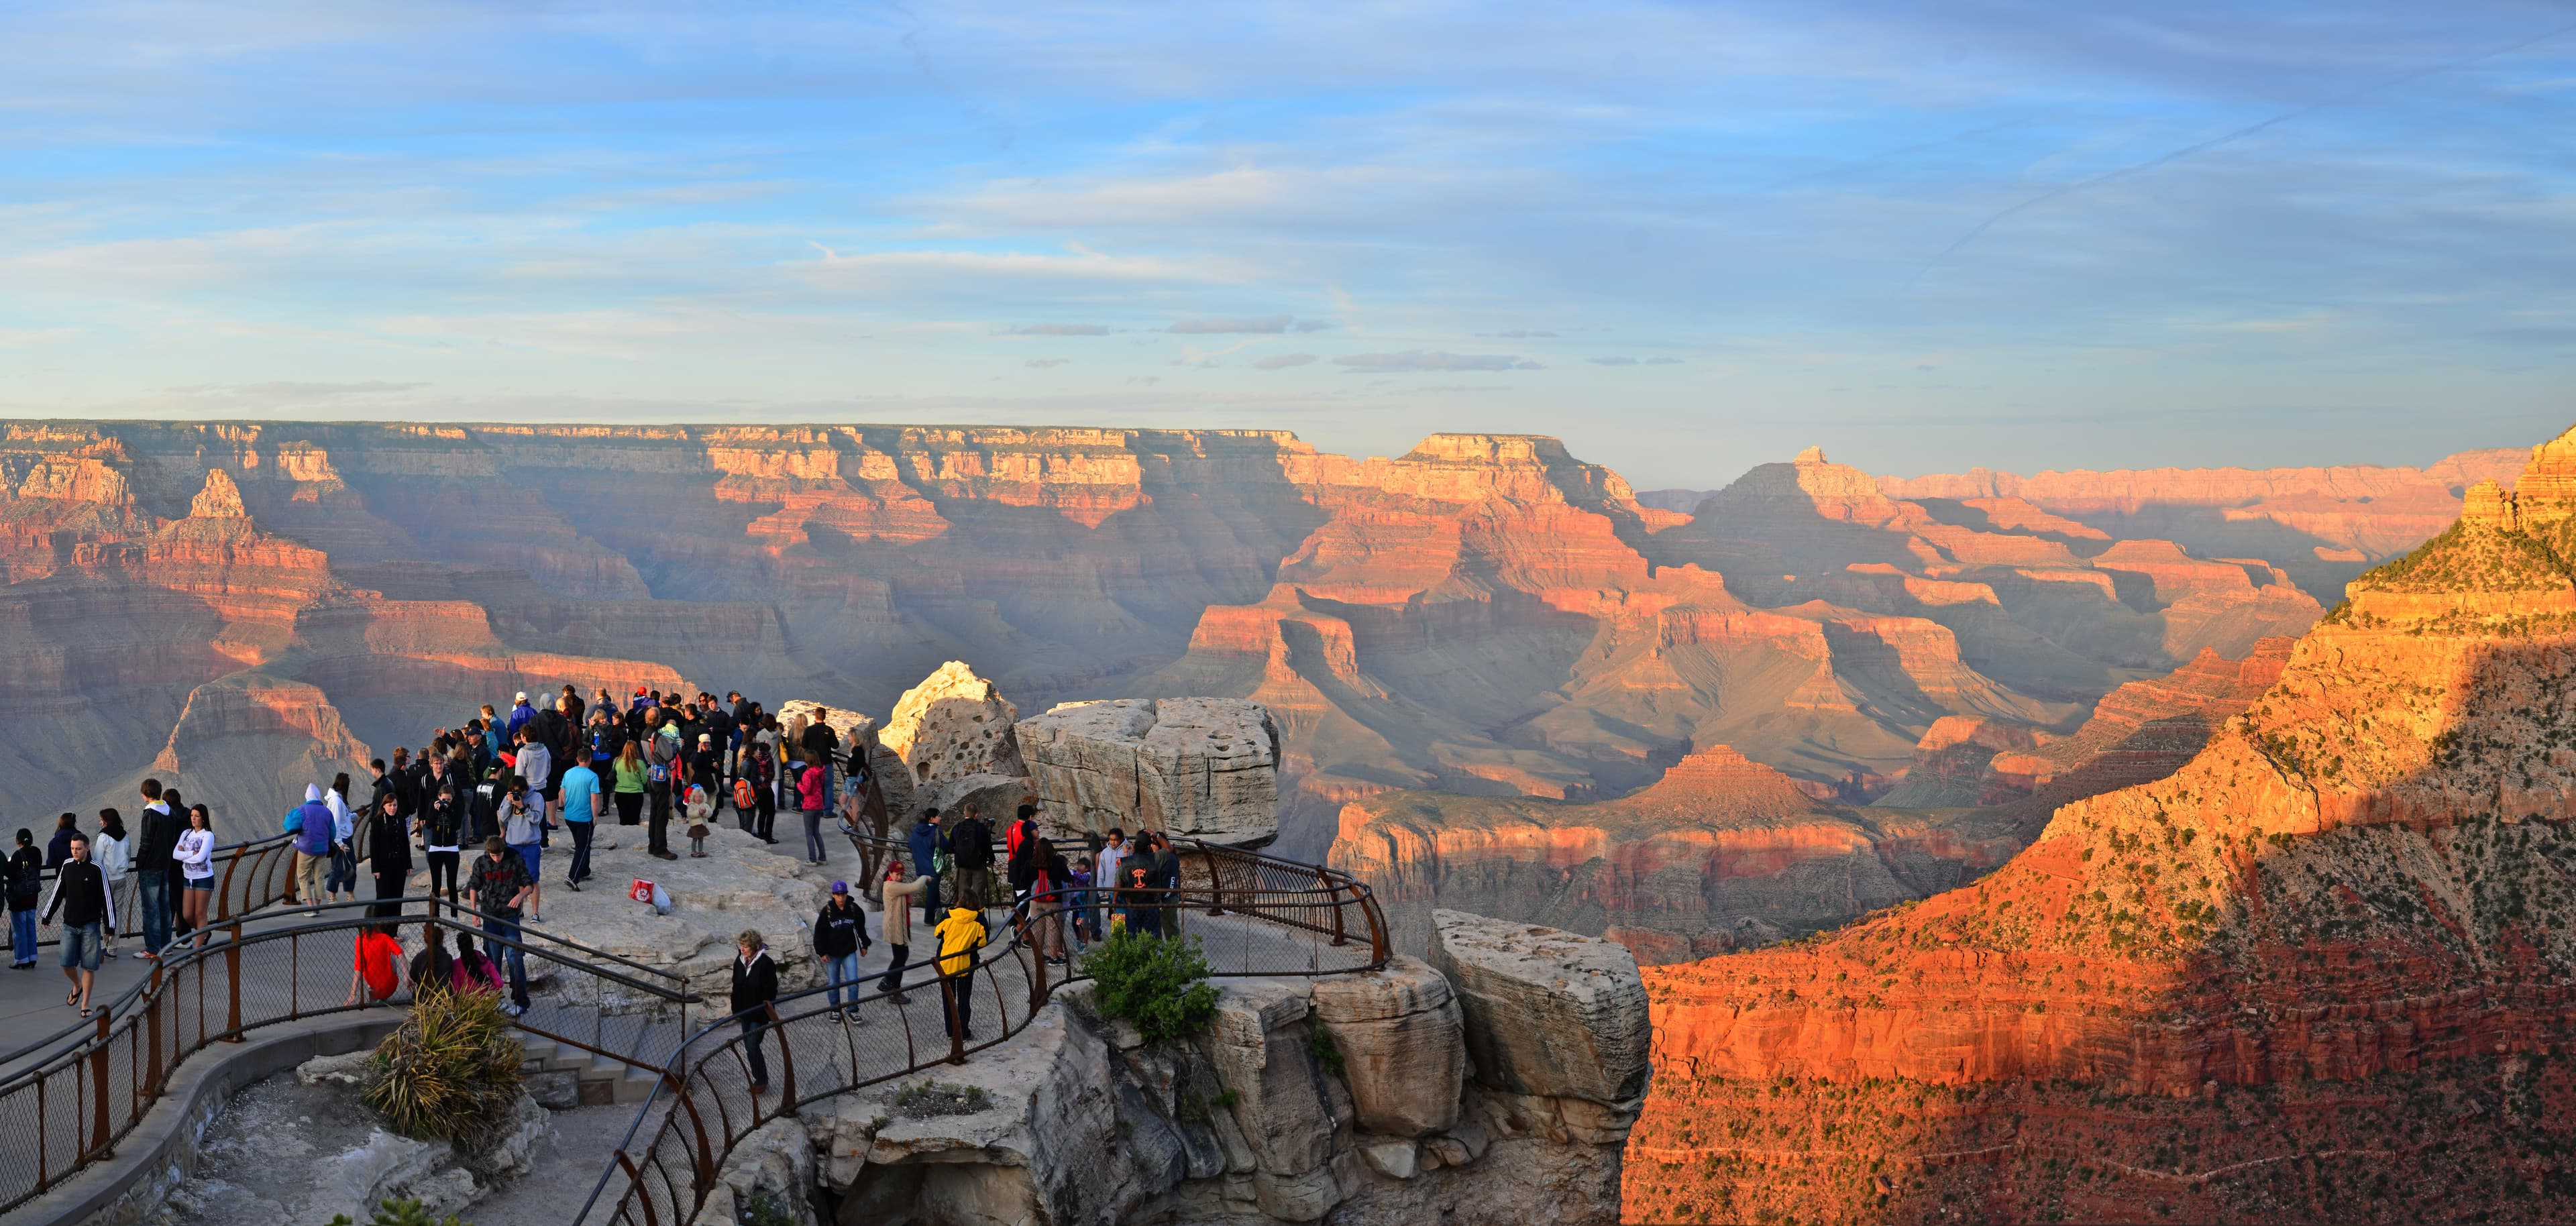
133;779;178;960
730;930;781;1094
501;777;545;924
506;691;535;742
796;750;830;865
747;732;779;844
610;737;648;828
515;728;553;828
368;792;413;911
879;860;924;999
466;836;534;1015
44;835;113;1016
934;903;986;1043
8;830;41;968
646;716;682;860
423;783;466;911
799;716;837;810
815;881;869;1014
559;750;600;890
908;808;944;916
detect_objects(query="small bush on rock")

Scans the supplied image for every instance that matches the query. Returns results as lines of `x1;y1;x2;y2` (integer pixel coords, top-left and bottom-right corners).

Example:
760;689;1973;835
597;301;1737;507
1081;930;1218;1044
366;987;526;1149
325;1197;471;1226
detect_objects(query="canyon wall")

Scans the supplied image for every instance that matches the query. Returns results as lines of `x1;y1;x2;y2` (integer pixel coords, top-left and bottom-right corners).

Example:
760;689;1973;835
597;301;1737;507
1623;423;2576;1224
0;423;2420;873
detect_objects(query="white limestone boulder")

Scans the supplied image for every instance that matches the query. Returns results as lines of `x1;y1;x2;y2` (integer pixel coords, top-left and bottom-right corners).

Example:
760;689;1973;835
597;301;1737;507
1427;909;1650;1109
1013;697;1279;844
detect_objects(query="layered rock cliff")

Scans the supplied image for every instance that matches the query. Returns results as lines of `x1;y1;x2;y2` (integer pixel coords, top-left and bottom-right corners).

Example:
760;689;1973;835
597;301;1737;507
1623;423;2576;1225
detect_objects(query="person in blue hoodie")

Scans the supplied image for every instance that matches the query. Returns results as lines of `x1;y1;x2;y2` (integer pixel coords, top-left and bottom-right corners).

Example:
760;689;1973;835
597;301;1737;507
290;784;335;915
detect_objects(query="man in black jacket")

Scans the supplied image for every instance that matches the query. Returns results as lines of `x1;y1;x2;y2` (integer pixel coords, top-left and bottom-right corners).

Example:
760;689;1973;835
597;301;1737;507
42;836;115;1015
949;806;993;912
731;929;781;1093
133;778;181;960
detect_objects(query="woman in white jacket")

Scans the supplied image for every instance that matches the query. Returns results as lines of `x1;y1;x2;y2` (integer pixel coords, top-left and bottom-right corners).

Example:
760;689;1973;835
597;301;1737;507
93;809;131;953
172;806;217;950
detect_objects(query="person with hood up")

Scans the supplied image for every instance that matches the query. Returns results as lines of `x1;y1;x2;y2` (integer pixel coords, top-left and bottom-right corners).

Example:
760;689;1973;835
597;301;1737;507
290;784;335;916
934;903;987;1042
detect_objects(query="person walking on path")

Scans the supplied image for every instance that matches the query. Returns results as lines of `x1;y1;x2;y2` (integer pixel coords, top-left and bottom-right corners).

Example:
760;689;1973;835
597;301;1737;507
42;835;114;1017
174;805;217;948
559;755;600;889
8;830;40;969
368;792;414;909
610;738;648;828
934;904;987;1043
730;930;781;1094
466;836;535;1015
325;773;360;905
796;753;830;865
133;779;178;960
879;860;925;999
500;777;545;924
289;783;333;915
815;881;870;1013
907;808;944;916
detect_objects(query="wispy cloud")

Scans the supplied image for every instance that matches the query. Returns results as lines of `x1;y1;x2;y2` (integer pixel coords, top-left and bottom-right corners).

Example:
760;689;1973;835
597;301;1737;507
1336;351;1542;372
1024;357;1072;368
1166;315;1333;334
1005;323;1112;336
1253;352;1317;370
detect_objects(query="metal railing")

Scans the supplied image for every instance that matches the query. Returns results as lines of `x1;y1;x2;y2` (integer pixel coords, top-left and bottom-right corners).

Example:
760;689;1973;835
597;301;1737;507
0;896;700;1218
3;828;301;958
576;839;1388;1226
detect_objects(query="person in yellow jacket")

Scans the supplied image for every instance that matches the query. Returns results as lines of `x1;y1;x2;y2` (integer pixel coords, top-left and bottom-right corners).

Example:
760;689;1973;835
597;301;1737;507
933;905;986;1042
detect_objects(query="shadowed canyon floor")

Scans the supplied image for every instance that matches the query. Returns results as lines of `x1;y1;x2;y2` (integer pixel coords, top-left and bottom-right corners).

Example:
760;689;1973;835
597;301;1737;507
1621;424;2576;1224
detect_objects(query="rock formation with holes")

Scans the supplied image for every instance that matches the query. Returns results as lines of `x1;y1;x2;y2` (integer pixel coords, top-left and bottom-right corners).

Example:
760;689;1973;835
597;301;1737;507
1014;697;1282;845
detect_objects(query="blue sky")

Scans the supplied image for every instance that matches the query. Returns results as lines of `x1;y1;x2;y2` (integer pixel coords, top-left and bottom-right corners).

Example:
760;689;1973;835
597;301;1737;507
5;1;2575;487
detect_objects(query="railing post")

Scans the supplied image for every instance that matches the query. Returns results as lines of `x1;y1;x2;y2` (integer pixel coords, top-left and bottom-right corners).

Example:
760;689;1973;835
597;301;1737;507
145;960;165;1093
775;1016;797;1111
223;920;244;1039
1321;865;1348;947
213;848;241;922
1029;916;1049;1015
87;1009;111;1160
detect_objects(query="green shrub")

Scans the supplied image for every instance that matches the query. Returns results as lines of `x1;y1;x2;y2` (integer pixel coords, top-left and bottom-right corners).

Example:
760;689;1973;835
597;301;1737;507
1081;930;1219;1043
365;987;526;1149
1307;1021;1345;1078
741;1190;800;1226
324;1198;470;1226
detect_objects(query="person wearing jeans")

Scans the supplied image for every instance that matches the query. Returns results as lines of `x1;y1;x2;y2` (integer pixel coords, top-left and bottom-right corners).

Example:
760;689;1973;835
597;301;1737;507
466;837;534;1015
814;882;868;1011
558;759;599;890
879;860;926;998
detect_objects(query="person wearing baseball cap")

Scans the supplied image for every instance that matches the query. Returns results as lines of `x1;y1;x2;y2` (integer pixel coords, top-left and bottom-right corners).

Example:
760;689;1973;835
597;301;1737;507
814;879;870;1016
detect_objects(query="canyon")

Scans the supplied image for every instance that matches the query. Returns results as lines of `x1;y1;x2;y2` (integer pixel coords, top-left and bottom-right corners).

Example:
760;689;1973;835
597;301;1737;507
1621;423;2576;1223
0;421;2479;864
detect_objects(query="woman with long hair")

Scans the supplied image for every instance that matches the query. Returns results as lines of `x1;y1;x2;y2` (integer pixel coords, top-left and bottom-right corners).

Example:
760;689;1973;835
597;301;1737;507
325;771;358;905
174;805;216;948
612;738;647;826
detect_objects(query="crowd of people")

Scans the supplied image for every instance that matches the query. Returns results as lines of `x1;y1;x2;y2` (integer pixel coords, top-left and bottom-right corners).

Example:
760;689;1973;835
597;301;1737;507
1;682;1205;1086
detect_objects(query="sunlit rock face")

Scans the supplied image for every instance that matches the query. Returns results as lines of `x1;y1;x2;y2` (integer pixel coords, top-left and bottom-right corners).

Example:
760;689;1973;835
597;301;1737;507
1624;423;2576;1226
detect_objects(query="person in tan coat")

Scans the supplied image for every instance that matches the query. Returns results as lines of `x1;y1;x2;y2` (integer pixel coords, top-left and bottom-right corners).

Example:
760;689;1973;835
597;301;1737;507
877;859;928;999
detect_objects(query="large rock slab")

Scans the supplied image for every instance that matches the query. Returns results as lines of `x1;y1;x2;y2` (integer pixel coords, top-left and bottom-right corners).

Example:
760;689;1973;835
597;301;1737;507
1307;957;1464;1137
496;823;829;1003
1014;697;1279;844
1428;909;1650;1107
883;661;1025;787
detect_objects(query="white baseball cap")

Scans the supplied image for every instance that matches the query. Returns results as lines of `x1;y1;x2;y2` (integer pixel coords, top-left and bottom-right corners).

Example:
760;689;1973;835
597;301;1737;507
515;691;528;702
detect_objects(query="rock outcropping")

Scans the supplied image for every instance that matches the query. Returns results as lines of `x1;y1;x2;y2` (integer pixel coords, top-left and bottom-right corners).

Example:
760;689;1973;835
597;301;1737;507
1623;422;2576;1225
804;913;1650;1225
1016;697;1282;844
882;660;1026;786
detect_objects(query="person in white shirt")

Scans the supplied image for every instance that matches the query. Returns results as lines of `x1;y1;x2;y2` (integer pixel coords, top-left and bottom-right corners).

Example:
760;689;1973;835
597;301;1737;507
325;775;358;905
172;805;218;950
91;809;131;954
1093;828;1128;940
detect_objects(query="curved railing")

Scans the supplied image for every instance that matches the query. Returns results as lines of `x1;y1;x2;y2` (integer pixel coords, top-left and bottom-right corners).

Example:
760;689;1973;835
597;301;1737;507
576;838;1389;1226
0;897;700;1217
3;827;300;961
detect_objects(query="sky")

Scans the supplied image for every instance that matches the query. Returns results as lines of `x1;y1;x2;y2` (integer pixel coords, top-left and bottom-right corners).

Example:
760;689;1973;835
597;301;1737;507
5;1;2575;488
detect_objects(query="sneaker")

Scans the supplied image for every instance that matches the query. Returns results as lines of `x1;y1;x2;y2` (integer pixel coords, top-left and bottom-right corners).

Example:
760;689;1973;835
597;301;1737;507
131;950;153;960
566;881;582;892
